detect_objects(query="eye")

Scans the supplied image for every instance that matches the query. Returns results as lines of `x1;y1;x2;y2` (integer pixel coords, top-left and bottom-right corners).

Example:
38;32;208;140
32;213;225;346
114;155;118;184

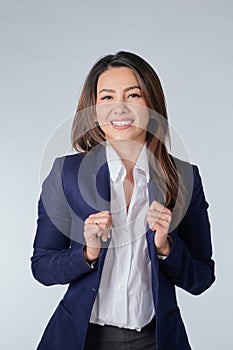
100;95;113;100
128;93;141;99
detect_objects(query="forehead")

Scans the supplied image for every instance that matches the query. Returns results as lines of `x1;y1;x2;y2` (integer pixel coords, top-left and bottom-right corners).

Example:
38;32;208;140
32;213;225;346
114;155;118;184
97;67;139;89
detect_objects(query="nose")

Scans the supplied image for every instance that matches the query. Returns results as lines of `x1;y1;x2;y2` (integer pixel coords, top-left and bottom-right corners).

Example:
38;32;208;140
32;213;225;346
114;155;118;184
113;102;129;116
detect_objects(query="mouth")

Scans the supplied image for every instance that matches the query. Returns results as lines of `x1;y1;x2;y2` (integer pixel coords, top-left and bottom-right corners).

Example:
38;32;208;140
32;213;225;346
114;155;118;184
111;119;134;127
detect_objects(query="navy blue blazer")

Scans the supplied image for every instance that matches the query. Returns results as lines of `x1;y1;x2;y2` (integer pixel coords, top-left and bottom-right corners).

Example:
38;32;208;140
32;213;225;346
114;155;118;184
31;145;215;350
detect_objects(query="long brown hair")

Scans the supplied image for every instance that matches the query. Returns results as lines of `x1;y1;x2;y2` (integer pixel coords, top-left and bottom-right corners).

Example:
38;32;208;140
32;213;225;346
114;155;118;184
72;51;185;215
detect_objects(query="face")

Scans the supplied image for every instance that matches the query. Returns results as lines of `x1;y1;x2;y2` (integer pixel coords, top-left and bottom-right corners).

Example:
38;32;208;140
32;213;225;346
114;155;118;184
95;67;149;145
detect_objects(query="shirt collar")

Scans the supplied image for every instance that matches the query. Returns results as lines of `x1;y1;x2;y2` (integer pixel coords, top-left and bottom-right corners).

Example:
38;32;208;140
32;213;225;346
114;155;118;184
135;143;150;183
106;142;150;183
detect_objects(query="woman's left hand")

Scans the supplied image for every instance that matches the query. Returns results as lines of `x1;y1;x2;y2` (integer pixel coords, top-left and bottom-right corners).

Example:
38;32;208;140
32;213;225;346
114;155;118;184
147;200;172;256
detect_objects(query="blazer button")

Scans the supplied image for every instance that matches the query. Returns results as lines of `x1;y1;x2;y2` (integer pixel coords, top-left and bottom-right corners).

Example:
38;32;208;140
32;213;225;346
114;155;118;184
92;288;97;293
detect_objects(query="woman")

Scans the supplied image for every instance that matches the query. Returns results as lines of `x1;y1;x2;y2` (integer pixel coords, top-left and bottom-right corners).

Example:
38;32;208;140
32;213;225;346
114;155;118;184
31;51;215;350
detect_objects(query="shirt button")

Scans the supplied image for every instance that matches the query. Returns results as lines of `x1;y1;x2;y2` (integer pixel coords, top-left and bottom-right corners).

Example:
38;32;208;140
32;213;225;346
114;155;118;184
119;284;123;289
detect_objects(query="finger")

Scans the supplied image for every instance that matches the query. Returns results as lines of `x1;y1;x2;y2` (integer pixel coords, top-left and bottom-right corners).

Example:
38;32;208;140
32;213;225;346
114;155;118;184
89;211;111;218
86;217;110;226
101;230;111;242
97;229;104;237
84;224;99;237
149;200;165;212
151;219;170;231
148;213;170;228
149;201;171;215
155;220;171;231
85;225;99;233
97;228;111;242
148;207;171;218
148;212;171;224
87;213;112;221
162;207;171;216
85;223;109;236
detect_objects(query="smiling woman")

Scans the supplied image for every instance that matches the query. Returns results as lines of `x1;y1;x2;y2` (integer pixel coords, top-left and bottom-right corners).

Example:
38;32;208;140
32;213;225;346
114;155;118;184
71;52;181;214
31;51;215;350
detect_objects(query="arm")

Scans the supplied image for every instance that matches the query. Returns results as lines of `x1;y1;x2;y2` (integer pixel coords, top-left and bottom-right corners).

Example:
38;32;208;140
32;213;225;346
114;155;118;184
31;158;96;286
159;165;215;295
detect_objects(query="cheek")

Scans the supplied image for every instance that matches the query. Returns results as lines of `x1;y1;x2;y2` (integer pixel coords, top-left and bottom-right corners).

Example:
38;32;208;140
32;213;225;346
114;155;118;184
141;110;150;125
131;104;150;126
95;104;112;125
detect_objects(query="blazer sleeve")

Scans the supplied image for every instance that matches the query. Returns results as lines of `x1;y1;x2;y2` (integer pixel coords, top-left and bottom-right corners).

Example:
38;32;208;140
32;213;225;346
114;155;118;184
31;157;96;286
159;165;215;295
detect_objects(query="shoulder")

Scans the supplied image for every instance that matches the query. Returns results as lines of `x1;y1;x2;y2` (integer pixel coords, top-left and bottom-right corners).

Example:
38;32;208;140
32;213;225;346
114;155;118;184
170;155;206;210
170;154;193;171
170;155;201;184
172;155;208;210
59;152;86;164
42;153;87;186
53;152;86;173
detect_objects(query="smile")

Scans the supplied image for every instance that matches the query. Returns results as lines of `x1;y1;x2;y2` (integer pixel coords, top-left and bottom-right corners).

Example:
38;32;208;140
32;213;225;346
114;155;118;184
111;120;134;127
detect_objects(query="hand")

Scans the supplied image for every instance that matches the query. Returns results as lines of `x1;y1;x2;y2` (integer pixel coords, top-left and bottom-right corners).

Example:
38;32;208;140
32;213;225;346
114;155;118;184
147;201;172;256
84;211;112;262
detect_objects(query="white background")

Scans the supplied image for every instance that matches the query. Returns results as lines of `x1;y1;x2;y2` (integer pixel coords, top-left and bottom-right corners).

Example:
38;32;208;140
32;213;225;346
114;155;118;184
1;0;232;349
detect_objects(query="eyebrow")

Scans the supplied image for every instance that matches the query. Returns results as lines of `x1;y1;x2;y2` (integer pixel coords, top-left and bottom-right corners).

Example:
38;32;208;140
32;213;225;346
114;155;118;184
98;85;141;94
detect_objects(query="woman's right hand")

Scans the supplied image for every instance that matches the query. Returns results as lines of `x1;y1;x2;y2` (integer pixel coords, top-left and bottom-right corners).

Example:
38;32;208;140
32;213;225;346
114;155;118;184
84;211;112;263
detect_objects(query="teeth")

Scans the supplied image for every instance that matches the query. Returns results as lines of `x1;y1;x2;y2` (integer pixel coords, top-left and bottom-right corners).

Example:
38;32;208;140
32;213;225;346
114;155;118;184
111;120;133;126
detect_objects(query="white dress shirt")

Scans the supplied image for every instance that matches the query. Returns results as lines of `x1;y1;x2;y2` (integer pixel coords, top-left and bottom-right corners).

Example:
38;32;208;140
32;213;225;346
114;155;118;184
90;143;155;331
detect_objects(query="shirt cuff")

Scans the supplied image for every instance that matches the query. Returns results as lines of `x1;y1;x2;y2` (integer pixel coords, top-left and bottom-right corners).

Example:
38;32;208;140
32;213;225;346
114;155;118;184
157;255;167;260
86;259;98;269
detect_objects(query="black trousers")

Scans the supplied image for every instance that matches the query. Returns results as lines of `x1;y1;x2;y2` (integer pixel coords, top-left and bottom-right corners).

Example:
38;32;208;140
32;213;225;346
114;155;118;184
84;318;156;350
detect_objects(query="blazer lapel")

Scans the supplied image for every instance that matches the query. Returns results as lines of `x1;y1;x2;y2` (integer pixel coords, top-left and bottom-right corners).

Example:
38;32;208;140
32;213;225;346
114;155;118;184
146;177;163;312
79;145;111;249
76;144;111;214
95;144;111;209
146;176;162;255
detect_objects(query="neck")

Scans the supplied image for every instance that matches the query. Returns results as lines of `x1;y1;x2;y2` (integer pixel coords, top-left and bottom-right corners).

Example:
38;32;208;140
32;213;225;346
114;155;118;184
108;139;145;173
